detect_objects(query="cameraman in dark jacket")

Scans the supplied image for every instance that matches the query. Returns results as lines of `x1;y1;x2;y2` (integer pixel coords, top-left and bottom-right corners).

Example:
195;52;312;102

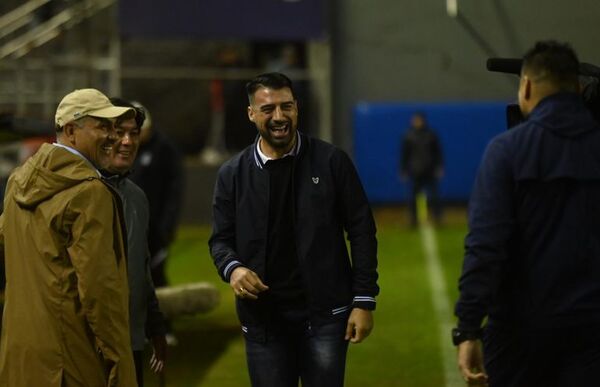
209;72;378;387
454;41;600;386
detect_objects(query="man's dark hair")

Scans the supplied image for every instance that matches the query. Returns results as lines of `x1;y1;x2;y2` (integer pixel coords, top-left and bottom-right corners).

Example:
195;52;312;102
109;97;146;129
245;72;295;103
522;40;580;92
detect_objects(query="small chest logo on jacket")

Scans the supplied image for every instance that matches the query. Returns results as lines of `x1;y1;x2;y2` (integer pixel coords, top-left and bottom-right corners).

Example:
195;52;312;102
312;177;319;184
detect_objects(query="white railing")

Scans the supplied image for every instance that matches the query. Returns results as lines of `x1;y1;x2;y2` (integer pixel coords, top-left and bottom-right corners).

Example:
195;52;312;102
0;0;52;40
0;0;116;59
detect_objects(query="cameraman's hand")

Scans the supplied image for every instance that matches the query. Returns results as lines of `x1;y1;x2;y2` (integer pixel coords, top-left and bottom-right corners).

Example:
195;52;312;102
457;340;488;386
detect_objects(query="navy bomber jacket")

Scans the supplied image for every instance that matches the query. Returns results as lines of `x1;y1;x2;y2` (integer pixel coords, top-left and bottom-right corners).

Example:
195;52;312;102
455;93;600;332
209;133;379;335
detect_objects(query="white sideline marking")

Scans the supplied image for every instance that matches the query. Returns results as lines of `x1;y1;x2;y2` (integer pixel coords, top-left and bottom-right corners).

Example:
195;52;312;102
419;223;463;387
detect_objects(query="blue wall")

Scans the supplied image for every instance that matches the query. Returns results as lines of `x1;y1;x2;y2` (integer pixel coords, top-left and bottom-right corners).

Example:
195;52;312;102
353;102;509;203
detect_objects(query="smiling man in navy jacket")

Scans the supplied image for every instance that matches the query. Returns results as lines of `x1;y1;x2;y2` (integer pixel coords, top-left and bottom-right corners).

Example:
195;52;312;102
209;72;379;387
454;41;600;387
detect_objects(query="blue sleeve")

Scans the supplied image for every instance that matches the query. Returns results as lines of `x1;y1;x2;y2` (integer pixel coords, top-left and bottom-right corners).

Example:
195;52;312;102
455;136;515;330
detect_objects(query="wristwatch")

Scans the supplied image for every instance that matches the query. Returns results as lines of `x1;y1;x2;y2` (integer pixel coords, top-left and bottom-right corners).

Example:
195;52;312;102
451;327;483;346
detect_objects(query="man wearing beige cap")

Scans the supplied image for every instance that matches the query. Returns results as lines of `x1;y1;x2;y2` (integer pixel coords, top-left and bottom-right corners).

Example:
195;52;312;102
0;88;138;386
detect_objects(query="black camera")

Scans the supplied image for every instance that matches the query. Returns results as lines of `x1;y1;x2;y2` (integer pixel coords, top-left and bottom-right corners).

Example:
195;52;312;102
486;58;600;129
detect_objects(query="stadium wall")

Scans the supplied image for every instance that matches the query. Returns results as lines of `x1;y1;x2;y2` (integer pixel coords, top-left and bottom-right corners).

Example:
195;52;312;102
353;101;507;203
332;0;600;153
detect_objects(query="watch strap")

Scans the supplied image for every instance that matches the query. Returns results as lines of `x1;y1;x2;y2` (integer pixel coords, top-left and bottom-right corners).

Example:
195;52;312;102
451;327;483;346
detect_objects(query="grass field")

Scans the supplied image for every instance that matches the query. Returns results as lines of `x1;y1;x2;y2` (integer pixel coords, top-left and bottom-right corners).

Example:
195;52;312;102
142;206;468;387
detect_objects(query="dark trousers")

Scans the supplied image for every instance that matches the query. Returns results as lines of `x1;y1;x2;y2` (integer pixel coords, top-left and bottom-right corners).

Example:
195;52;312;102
483;323;600;387
408;176;441;226
244;309;349;387
133;350;144;387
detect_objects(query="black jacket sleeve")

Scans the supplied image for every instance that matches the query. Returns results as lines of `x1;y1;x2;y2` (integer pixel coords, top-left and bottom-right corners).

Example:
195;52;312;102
208;162;244;282
158;142;184;247
333;149;379;310
432;131;444;172
145;263;167;337
455;137;514;330
400;133;411;175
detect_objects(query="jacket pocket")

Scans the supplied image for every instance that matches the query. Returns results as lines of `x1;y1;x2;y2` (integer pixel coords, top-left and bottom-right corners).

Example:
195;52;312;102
331;304;352;316
240;324;266;343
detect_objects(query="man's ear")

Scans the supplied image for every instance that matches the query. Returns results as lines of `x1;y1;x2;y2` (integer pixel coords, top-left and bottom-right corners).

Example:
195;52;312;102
247;106;255;122
63;122;77;143
523;78;532;100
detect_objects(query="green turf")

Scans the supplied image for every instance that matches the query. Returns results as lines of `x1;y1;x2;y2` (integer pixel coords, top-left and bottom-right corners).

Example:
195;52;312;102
142;212;469;387
435;221;468;308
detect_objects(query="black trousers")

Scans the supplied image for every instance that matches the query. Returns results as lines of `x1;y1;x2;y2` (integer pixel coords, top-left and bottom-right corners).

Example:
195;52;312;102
408;176;441;226
483;323;600;387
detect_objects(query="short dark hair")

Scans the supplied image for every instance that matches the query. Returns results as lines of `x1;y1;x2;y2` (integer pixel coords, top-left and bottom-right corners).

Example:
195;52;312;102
110;97;146;129
245;72;295;103
522;40;579;91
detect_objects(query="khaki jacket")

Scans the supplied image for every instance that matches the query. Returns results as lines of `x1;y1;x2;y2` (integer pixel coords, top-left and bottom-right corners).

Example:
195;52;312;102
0;143;137;387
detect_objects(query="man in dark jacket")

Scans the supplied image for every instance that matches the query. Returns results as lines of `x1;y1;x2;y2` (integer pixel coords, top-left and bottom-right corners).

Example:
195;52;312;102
105;98;167;386
209;72;379;387
128;104;183;288
128;103;183;345
454;41;600;387
400;112;443;226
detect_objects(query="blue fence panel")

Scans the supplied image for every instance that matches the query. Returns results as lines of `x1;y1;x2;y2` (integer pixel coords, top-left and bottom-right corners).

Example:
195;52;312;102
353;101;509;203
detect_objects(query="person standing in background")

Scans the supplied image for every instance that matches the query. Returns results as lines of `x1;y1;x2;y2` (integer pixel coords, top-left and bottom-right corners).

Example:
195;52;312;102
400;112;444;227
128;102;184;345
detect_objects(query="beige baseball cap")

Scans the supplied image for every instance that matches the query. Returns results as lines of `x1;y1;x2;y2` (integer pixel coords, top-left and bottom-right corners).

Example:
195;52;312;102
55;88;134;127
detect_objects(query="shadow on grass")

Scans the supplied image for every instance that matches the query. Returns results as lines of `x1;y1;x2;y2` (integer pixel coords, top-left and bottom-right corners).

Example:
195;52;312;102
143;316;241;387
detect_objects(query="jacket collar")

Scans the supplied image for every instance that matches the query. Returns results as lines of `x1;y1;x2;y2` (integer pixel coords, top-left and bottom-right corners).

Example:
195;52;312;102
53;142;101;177
253;131;303;169
100;170;131;186
527;92;597;137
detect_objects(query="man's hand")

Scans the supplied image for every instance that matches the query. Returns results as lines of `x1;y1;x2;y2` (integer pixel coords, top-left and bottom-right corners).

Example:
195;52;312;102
345;308;374;343
457;340;488;386
229;267;269;300
149;335;167;373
